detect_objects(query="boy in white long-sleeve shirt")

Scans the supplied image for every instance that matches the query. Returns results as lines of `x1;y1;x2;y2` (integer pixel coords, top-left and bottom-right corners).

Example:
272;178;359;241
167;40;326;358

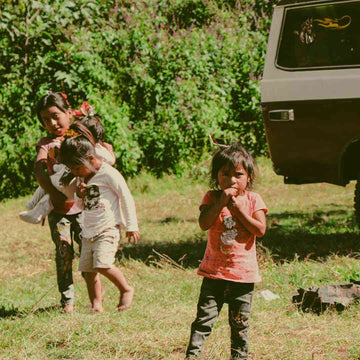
60;134;139;313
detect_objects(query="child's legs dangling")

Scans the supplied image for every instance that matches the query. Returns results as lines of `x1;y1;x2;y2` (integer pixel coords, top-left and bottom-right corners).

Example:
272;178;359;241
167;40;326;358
25;185;46;209
19;194;53;224
186;278;225;358
227;282;254;360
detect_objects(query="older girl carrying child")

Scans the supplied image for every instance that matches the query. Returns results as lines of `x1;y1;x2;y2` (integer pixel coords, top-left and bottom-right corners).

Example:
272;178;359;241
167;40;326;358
28;92;114;313
32;91;84;313
20;106;115;224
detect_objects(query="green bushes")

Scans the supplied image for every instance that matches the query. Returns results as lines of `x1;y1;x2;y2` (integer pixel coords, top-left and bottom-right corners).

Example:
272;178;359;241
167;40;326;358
0;0;276;199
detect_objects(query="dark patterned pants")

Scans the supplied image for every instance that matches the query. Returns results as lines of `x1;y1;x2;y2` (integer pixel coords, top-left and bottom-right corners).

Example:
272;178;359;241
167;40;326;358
48;212;82;306
186;278;254;360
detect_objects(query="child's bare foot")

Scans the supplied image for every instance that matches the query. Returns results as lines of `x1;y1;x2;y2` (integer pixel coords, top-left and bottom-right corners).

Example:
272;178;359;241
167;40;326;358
62;304;74;314
116;287;135;312
90;299;103;313
90;306;104;314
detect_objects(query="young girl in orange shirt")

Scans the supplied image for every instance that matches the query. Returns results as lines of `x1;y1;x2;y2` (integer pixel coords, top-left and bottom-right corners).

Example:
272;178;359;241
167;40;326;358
186;141;267;360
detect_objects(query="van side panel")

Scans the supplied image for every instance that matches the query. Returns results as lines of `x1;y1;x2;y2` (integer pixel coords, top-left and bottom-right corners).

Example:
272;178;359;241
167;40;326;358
262;99;360;185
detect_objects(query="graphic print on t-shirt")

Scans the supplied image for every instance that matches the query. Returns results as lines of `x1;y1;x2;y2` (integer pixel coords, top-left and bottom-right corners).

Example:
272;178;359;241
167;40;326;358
59;167;74;187
84;185;101;210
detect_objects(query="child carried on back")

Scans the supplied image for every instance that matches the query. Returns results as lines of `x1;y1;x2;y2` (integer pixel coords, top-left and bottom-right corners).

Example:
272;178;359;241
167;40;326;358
19;109;115;224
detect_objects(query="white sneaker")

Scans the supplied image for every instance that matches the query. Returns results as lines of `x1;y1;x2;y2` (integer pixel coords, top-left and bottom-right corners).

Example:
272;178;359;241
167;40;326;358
19;194;53;224
25;186;46;209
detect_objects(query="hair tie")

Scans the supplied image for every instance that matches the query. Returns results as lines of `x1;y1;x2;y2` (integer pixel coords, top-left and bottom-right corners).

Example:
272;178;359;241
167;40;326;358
65;129;79;137
72;102;96;118
60;92;70;106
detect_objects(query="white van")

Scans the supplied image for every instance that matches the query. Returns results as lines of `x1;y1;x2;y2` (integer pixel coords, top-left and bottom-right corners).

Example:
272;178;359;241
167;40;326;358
261;0;360;223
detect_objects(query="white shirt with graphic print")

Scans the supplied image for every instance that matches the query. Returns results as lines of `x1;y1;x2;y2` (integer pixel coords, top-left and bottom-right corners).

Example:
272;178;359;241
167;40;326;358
80;162;139;238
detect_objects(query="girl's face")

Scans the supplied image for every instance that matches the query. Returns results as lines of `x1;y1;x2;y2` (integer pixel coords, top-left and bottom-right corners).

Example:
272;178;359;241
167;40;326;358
68;155;102;181
217;162;249;194
40;106;71;137
68;164;93;179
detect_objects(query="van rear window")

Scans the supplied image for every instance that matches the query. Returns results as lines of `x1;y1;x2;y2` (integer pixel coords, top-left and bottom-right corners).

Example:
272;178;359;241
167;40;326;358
277;1;360;69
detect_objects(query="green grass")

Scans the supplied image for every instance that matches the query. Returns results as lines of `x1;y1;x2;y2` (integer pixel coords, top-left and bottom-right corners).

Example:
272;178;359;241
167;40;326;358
1;157;360;359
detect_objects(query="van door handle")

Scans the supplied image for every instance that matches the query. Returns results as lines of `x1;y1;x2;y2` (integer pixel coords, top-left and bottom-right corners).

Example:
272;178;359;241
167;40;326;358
269;109;294;121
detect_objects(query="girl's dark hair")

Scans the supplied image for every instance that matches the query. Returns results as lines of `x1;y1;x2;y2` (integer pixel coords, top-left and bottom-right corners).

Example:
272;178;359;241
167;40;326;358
77;115;105;143
60;136;97;168
210;141;256;190
36;91;70;125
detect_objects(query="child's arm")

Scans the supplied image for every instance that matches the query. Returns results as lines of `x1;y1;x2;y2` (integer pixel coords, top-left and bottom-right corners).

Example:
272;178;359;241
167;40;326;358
76;181;87;198
101;142;116;166
126;231;140;244
228;196;267;237
109;168;139;243
34;148;71;212
199;188;237;231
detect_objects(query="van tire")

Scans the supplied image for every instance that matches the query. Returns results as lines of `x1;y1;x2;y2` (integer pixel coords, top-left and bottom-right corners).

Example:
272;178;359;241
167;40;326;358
354;175;360;227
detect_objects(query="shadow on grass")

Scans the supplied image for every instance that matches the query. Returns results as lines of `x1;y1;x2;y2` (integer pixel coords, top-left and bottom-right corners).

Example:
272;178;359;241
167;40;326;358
260;210;360;262
260;209;360;262
146;216;198;224
261;229;360;263
117;234;207;269
0;304;60;319
118;210;360;267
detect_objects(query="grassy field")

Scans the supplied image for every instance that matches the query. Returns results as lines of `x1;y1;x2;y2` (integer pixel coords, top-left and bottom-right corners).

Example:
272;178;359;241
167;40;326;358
1;157;360;360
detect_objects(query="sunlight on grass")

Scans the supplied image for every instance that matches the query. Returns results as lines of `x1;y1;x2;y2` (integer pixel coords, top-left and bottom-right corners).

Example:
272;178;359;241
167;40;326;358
1;158;360;359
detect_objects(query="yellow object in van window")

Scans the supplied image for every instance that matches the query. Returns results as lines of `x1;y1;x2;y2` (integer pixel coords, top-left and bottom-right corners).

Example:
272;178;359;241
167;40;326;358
314;15;351;30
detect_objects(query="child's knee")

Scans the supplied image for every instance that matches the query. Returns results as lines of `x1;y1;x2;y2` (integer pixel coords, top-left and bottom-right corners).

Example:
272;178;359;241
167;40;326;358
58;239;74;260
83;271;96;280
94;267;110;275
229;310;249;331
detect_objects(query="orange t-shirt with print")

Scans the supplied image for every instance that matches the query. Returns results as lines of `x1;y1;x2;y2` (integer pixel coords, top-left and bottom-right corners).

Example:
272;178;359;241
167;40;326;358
197;190;267;283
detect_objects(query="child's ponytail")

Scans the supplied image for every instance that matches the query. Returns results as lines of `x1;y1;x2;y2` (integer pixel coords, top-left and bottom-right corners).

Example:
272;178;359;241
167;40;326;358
66;121;97;146
72;102;105;143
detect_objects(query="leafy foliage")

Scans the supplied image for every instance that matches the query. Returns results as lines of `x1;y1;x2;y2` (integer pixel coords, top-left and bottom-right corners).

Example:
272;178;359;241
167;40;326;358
0;0;277;198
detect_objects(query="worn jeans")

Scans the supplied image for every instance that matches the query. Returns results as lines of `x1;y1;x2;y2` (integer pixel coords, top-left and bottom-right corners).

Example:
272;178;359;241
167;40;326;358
48;211;82;306
186;278;254;360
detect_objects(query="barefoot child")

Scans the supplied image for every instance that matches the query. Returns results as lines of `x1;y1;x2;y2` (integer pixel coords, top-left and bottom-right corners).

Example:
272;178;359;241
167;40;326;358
60;134;139;312
186;141;267;360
